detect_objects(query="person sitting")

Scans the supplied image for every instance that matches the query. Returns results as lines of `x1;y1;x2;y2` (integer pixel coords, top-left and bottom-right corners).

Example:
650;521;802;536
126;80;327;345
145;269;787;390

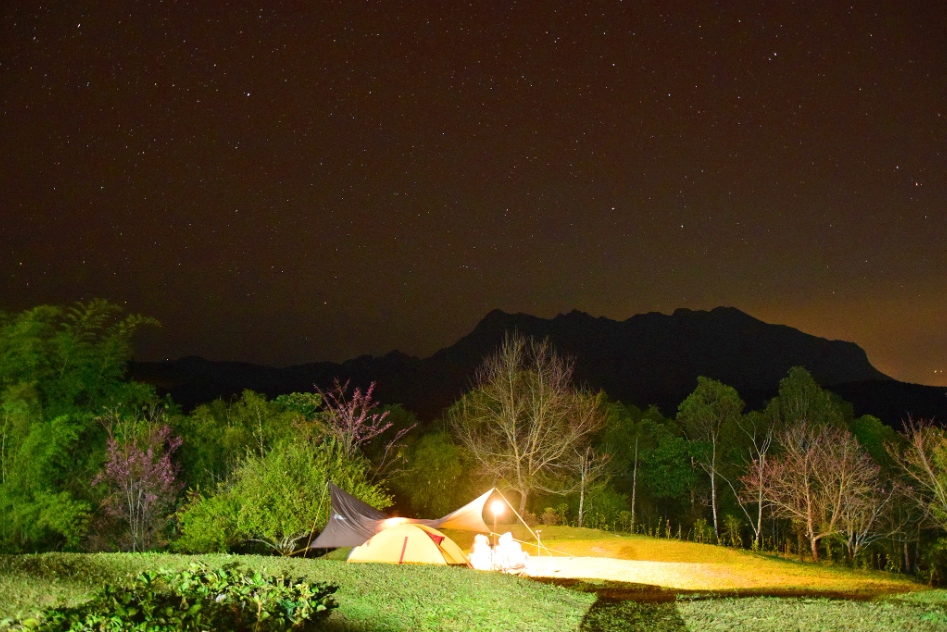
494;532;529;574
468;533;494;571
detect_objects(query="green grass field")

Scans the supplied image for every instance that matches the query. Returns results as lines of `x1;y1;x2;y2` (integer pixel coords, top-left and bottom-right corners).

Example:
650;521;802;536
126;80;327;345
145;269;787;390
2;528;946;631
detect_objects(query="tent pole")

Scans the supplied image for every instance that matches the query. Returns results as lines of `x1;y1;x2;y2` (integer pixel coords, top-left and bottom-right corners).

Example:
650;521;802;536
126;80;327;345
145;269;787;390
303;482;330;558
494;490;554;556
495;489;540;542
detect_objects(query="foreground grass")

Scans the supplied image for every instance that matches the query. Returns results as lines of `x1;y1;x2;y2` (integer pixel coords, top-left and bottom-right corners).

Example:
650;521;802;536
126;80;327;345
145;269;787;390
2;529;946;631
0;552;592;631
581;595;947;631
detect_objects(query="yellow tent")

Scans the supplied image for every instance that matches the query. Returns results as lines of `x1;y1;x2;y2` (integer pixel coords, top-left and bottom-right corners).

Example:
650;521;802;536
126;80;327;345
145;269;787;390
346;523;469;566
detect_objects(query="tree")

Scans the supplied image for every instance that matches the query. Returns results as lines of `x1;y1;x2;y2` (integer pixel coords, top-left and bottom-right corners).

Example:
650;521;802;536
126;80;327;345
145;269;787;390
596;402;666;532
727;409;777;549
449;334;605;514
678;377;744;539
92;404;182;551
571;443;611;528
0;300;157;552
850;414;900;472
743;420;880;561
304;380;415;480
765;366;848;430
175;439;390;555
391;431;480;517
174;390;297;489
0;300;158;416
729;367;855;553
888;418;947;531
638;420;699;511
838;479;901;563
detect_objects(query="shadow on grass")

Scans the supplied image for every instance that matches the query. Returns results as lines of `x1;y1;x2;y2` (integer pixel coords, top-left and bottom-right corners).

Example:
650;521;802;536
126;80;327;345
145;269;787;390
532;576;890;602
579;599;688;632
548;577;913;632
0;554;124;588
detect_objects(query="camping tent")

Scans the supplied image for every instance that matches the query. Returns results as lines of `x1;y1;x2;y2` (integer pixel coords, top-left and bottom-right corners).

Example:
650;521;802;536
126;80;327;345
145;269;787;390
347;523;469;566
310;483;494;549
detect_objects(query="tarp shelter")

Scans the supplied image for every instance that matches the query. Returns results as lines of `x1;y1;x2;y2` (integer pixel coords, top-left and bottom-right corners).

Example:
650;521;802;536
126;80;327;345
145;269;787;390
347;524;468;566
310;483;494;549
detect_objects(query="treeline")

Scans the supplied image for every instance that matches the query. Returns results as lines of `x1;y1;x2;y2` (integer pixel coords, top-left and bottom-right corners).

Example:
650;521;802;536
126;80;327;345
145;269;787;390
436;334;946;579
2;301;946;581
0;301;404;555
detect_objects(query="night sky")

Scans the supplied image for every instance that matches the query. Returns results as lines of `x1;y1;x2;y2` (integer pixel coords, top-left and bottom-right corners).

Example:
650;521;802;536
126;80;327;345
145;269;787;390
2;2;945;386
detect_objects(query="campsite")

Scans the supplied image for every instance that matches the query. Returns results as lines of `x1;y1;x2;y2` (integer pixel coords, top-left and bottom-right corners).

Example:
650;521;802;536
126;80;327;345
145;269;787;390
3;303;947;629
6;0;947;627
2;524;947;631
3;486;947;631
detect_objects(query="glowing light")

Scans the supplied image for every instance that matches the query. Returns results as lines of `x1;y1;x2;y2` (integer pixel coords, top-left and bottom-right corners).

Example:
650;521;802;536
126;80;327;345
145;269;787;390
382;517;409;529
469;532;528;574
490;500;505;516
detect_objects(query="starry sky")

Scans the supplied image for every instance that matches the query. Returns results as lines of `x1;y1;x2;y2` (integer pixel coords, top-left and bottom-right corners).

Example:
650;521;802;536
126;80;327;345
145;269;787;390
2;1;945;386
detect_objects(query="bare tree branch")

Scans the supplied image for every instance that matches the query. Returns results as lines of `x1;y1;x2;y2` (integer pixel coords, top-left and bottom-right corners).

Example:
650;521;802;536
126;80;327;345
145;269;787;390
742;420;881;562
450;334;605;514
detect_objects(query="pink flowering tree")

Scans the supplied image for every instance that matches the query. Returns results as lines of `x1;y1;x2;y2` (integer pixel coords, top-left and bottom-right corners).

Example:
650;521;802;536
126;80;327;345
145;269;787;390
307;379;414;479
93;407;182;551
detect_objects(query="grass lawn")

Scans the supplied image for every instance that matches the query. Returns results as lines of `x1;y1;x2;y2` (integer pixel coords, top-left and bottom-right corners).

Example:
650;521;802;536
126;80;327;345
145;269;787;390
2;528;946;631
0;552;593;631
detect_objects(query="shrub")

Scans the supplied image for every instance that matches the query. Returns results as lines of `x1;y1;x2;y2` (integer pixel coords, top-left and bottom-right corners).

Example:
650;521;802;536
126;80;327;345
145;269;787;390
690;518;713;543
176;439;391;555
722;514;744;548
16;563;337;631
173;490;242;553
540;507;560;526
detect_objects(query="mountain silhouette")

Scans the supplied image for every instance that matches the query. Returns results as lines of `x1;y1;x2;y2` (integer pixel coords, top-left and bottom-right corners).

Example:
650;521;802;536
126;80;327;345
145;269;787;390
131;307;945;426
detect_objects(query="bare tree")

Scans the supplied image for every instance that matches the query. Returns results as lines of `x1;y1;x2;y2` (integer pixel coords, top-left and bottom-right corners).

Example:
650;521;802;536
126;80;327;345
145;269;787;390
572;442;611;528
726;410;777;549
838;481;902;562
888;418;947;531
742;420;880;561
450;334;605;514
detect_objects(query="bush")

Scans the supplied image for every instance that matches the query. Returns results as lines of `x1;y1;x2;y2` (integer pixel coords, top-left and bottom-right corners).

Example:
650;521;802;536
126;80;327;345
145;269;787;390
690;518;713;543
540;508;560;526
571;485;628;529
176;439;391;555
16;563;337;631
721;514;744;548
173;490;242;553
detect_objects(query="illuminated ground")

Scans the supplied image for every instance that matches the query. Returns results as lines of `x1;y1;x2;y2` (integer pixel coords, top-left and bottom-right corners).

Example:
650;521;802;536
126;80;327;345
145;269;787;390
524;555;913;598
446;526;922;599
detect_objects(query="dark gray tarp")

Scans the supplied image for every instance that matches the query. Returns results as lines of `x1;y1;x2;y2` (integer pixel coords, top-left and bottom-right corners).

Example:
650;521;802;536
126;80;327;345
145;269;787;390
310;483;494;548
